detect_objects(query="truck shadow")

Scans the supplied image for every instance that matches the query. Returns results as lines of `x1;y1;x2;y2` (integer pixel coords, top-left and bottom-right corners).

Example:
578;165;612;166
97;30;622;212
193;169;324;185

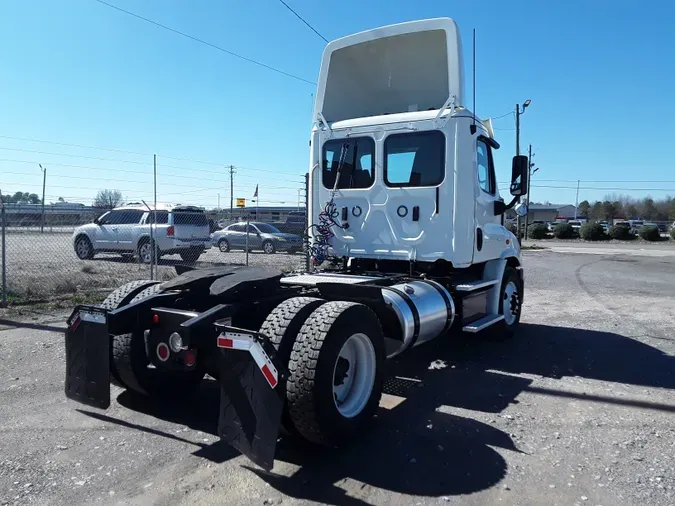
87;322;675;504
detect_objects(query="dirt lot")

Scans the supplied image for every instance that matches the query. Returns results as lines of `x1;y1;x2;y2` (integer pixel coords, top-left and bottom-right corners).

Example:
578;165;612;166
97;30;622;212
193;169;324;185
1;249;674;506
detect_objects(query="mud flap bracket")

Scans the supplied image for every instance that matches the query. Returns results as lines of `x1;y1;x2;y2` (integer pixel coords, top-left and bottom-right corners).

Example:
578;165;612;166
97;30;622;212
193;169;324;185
64;305;111;409
215;325;284;471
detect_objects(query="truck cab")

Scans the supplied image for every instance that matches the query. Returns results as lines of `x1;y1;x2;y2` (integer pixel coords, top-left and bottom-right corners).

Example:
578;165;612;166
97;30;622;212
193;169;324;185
307;18;527;270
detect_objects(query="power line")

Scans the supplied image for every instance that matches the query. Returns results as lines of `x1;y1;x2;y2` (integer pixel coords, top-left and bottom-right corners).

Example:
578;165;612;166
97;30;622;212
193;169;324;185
0;135;306;178
0;134;150;157
0;170;302;192
91;0;316;85
498;179;675;184
490;111;514;120
276;0;328;43
0;146;148;166
532;184;675;192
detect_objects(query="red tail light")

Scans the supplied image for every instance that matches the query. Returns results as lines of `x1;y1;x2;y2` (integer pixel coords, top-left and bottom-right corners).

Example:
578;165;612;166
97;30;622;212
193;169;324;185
167;226;175;237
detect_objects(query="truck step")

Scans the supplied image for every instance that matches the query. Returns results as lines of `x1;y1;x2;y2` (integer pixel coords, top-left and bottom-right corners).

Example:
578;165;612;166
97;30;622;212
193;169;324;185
454;279;499;292
462;314;504;333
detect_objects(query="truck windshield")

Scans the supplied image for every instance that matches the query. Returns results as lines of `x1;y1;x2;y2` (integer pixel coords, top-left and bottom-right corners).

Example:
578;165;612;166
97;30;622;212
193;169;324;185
322;137;374;189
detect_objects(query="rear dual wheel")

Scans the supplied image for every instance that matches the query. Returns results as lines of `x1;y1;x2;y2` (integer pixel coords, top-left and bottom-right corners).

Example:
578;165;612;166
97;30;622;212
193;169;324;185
111;284;205;398
99;279;161;388
261;299;385;446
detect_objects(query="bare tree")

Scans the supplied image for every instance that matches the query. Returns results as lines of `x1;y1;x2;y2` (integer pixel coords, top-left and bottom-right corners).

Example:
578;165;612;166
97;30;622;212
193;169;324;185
93;189;124;210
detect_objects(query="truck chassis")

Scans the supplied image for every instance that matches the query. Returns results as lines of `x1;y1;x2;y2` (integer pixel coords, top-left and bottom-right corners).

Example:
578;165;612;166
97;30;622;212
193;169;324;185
65;260;523;470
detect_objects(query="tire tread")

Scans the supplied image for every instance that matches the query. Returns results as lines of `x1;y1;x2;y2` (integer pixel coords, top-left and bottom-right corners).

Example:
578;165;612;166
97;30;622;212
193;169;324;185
112;283;165;395
286;300;383;445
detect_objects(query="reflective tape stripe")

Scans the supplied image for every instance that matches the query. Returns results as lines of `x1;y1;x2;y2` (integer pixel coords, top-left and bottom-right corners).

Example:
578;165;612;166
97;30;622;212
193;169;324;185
216;331;279;389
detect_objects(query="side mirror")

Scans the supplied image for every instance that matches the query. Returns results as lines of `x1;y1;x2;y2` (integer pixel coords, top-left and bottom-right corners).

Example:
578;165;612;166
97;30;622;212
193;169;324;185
93;217;100;225
510;155;529;196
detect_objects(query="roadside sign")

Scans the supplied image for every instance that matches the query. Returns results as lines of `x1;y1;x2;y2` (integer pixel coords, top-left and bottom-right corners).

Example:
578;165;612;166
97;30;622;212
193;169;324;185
236;198;245;207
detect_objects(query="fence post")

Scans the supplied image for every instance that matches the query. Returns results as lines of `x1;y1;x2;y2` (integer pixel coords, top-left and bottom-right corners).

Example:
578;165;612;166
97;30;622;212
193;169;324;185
1;204;7;307
304;172;310;272
245;212;250;266
153;154;158;280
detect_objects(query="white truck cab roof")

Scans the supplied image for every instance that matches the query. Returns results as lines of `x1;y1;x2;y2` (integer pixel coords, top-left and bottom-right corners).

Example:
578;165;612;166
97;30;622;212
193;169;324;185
314;18;464;125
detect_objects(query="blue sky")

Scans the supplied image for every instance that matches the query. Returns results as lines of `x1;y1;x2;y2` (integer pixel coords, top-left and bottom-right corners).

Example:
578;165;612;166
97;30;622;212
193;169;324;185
1;0;674;209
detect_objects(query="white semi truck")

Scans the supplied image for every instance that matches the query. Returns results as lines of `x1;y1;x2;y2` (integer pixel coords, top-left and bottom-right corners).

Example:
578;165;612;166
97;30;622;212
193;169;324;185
64;17;529;470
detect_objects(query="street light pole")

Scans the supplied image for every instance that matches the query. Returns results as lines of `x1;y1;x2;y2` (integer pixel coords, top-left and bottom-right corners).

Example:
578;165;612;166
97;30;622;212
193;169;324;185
514;99;531;238
515;99;530;156
524;144;533;239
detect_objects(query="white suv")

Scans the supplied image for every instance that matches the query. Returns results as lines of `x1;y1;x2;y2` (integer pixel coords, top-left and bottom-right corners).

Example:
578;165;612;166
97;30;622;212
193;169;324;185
72;203;212;263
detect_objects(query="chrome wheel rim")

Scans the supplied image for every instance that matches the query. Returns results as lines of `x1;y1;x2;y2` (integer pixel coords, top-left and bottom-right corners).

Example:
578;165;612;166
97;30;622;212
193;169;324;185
139;243;153;263
264;242;274;254
332;333;376;418
219;240;228;252
502;281;520;325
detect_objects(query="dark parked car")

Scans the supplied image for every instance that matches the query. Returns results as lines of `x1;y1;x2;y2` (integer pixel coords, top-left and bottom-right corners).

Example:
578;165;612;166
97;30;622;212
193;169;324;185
210;222;303;254
269;211;306;234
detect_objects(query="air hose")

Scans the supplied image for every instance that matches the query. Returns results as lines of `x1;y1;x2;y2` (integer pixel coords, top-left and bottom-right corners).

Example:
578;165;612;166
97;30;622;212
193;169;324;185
308;141;350;266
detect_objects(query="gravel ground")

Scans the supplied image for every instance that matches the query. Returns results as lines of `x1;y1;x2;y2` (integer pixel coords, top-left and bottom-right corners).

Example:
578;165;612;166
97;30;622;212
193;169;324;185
1;232;305;301
1;250;674;506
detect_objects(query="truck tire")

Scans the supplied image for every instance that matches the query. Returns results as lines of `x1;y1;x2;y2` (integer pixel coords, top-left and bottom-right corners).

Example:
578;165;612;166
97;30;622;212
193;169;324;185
112;284;205;398
99;279;160;387
99;279;160;312
286;301;385;446
491;266;523;340
258;297;327;434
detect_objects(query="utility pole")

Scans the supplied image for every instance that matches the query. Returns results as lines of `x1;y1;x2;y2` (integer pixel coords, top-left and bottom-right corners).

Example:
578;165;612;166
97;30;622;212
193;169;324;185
524;145;534;239
39;164;46;233
514;100;531;238
229;165;235;221
574;180;580;219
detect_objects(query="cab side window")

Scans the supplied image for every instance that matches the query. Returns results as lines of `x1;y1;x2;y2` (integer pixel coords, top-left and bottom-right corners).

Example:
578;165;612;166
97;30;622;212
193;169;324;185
477;140;496;195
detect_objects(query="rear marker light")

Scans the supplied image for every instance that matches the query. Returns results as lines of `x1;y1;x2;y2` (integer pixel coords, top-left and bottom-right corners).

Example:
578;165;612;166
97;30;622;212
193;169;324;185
184;350;196;367
217;336;234;348
217;331;279;388
70;313;82;332
167;226;175;237
152;314;160;324
156;343;170;362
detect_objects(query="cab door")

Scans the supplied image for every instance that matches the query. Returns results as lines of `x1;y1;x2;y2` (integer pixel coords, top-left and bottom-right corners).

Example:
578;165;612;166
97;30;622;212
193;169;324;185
473;137;508;263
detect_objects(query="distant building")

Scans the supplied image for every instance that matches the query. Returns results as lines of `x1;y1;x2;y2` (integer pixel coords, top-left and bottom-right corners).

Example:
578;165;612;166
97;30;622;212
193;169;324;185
506;203;579;223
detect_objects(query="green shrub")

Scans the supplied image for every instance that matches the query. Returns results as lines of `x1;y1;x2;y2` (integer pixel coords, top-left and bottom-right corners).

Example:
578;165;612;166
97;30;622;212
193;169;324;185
671;227;675;241
639;225;660;241
527;223;548;240
609;224;632;240
580;222;607;241
506;222;517;235
553;223;575;239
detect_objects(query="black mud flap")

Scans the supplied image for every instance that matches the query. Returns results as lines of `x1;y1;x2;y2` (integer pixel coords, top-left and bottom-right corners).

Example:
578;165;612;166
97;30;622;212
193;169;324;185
216;326;285;471
64;306;111;409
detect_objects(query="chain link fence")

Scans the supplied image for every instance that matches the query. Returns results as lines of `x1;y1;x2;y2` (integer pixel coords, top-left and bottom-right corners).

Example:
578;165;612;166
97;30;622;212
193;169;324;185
0;172;309;306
